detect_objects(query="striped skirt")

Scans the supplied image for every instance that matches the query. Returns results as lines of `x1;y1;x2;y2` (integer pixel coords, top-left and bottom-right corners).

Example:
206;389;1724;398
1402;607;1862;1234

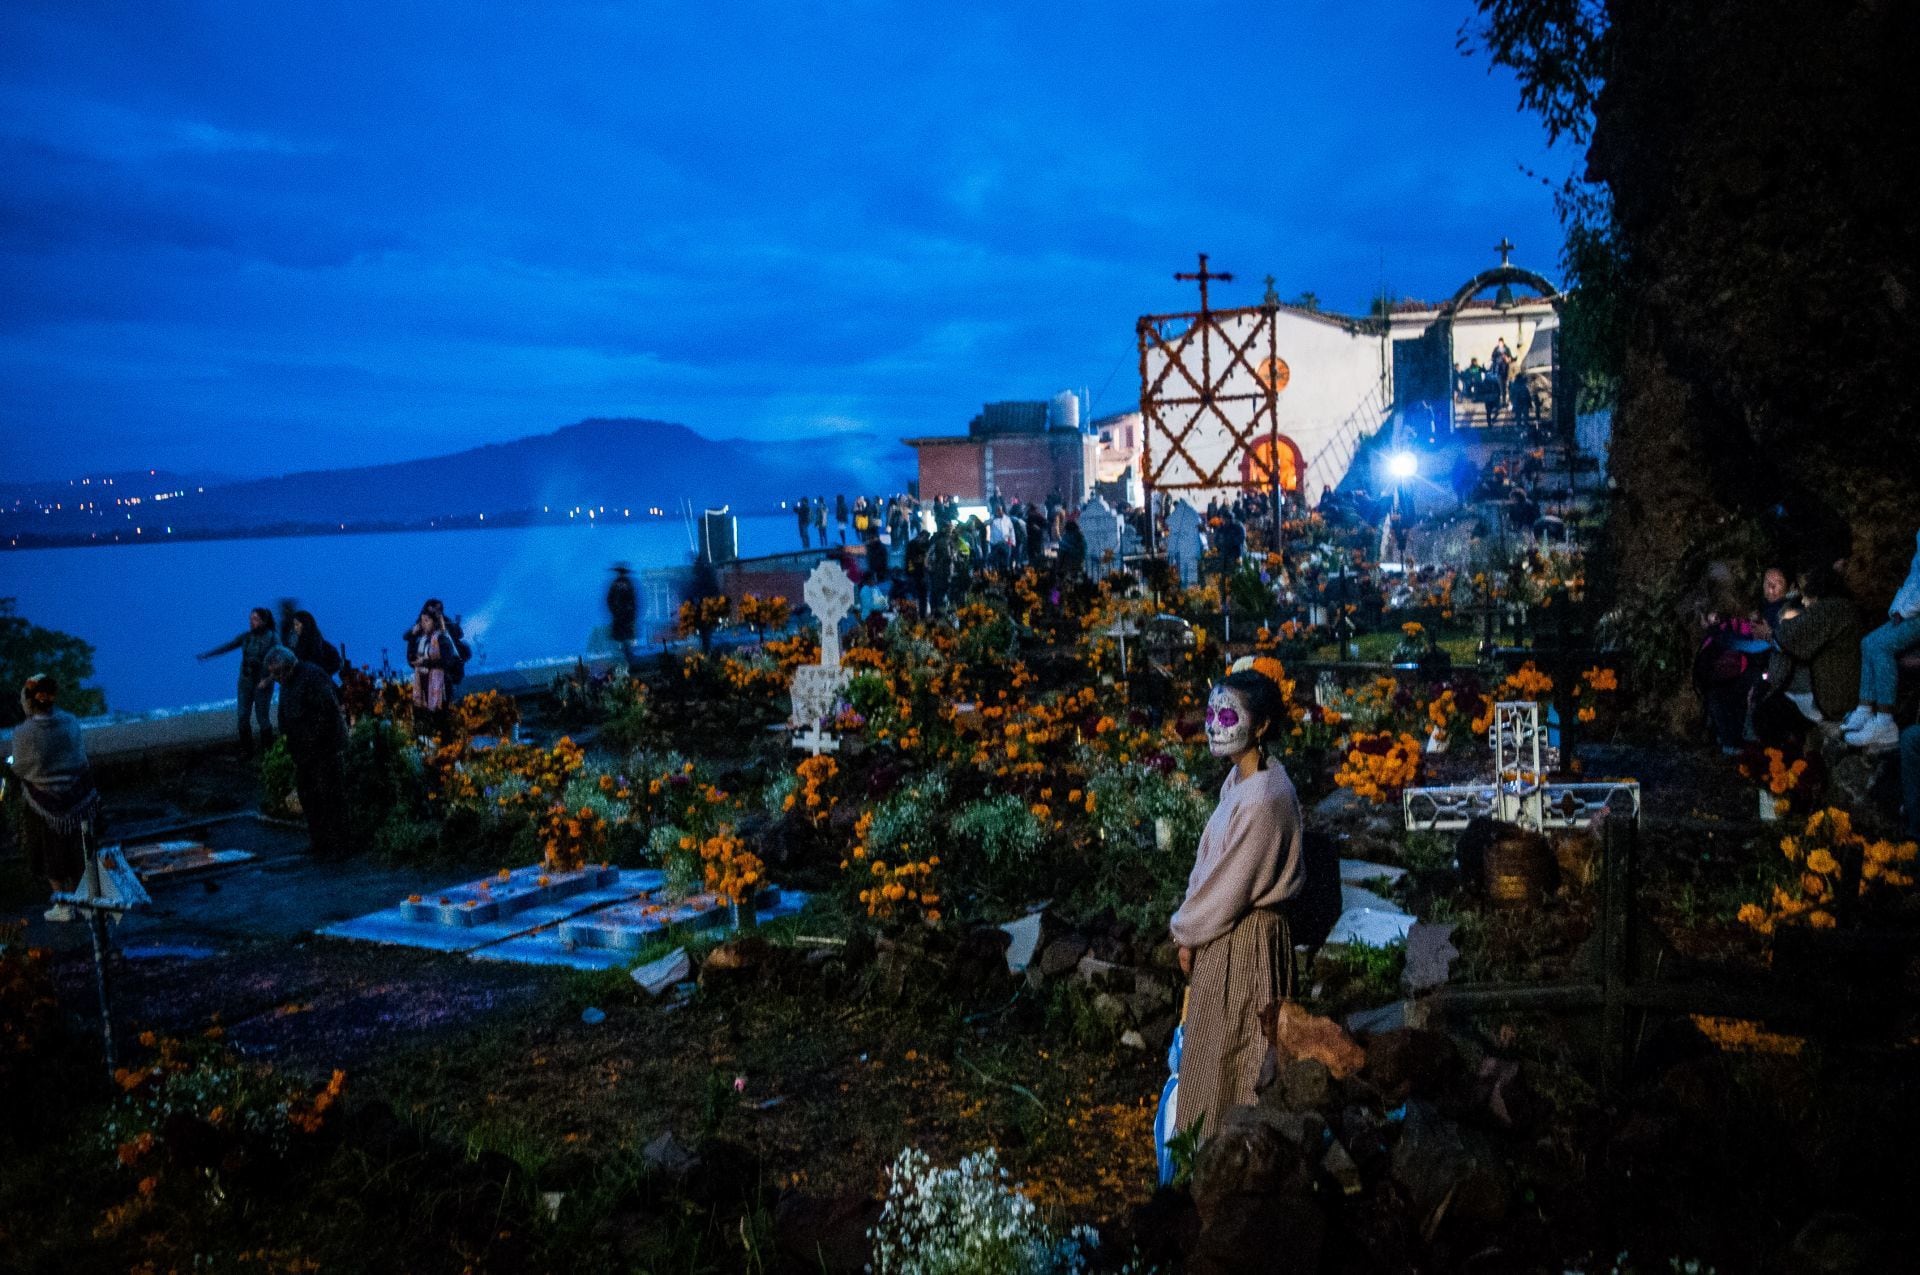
1175;907;1294;1145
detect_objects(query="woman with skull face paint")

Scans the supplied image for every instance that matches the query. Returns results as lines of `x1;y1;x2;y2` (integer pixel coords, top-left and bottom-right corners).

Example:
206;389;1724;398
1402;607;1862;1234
1169;668;1306;1145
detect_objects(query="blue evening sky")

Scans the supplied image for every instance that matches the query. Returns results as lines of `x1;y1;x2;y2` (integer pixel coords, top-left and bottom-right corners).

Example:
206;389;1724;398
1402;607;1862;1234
0;0;1568;481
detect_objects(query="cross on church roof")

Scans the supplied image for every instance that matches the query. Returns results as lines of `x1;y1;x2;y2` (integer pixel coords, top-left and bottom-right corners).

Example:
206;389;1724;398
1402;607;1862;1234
1495;236;1516;267
1175;252;1234;314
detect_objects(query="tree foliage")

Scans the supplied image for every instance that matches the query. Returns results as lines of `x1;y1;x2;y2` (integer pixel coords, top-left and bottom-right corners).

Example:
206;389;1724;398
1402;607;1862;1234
1462;0;1609;147
0;599;106;726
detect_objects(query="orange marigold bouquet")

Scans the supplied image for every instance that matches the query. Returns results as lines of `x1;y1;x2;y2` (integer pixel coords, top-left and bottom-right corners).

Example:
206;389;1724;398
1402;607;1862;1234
101;1032;347;1235
1737;806;1918;936
539;802;609;872
1573;665;1619;725
1334;731;1423;803
699;824;766;904
1470;662;1554;734
737;593;792;636
786;755;840;826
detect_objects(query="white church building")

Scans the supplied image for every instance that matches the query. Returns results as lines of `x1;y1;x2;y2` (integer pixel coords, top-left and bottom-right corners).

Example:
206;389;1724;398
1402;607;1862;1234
1105;253;1563;506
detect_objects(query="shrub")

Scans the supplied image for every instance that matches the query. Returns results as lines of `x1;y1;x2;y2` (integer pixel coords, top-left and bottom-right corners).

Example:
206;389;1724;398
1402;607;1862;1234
259;737;297;818
868;1146;1100;1275
345;717;427;847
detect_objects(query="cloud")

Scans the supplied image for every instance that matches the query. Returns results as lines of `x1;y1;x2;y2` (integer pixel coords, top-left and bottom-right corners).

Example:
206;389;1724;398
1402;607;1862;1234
0;0;1568;481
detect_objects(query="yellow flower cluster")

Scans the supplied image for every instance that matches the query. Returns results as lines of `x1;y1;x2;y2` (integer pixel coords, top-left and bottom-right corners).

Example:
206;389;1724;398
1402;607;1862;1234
737;593;791;634
844;809;942;922
699;825;764;903
676;595;732;639
1575;665;1619;724
1471;662;1554;734
450;688;521;740
1688;1015;1804;1057
762;629;820;673
1400;621;1425;638
1427;689;1459;740
538;803;608;872
716;654;787;697
1737;806;1918;935
786;755;840;825
1333;732;1423;803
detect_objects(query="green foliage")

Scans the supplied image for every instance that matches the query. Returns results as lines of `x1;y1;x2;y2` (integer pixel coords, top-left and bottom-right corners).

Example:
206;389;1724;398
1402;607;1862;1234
1165;1117;1205;1190
373;815;442;866
344;717;426;847
1086;763;1207;851
0;598;106;726
1465;0;1609;148
1311;939;1407;1012
845;671;892;719
1401;831;1457;876
951;795;1046;875
259;736;298;818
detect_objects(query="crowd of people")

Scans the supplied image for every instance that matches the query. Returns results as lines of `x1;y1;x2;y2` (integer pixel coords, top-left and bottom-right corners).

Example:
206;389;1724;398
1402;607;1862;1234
1693;530;1920;834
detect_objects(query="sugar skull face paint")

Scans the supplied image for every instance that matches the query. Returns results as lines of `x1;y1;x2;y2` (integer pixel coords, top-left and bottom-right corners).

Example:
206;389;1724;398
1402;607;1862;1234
1206;684;1254;757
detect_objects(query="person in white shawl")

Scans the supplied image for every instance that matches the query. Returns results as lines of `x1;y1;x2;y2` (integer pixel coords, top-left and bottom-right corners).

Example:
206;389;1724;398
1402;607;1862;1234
9;673;99;921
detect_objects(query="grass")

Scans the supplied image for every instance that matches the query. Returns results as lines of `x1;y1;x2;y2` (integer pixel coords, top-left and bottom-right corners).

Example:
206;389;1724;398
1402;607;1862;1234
1310;631;1481;665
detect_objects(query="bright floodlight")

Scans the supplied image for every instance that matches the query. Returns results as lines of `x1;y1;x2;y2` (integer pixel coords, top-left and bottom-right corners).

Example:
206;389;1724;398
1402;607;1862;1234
1388;451;1418;479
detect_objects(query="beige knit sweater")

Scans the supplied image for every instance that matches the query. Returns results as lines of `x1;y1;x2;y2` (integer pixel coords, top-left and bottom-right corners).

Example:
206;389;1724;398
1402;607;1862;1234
1168;762;1305;949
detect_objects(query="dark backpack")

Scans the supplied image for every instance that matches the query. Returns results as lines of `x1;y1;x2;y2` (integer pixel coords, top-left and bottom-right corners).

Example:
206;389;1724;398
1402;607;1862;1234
1283;828;1345;959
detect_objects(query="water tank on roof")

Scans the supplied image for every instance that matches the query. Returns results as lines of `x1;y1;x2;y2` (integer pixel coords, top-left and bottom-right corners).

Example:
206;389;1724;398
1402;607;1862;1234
1049;390;1081;433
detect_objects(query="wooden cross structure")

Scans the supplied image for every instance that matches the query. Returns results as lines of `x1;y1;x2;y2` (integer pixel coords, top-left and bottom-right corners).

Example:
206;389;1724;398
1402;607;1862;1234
1137;253;1288;550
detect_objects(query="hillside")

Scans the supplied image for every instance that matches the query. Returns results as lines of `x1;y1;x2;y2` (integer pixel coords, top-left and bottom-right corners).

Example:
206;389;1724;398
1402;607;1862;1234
2;420;914;543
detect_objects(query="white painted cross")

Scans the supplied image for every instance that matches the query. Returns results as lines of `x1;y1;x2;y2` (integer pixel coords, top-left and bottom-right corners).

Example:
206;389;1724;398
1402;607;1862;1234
791;560;858;756
1402;700;1639;832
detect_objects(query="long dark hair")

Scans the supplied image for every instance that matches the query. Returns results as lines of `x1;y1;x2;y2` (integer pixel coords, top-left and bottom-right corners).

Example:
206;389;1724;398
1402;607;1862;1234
293;609;324;640
249;606;275;630
1218;669;1286;750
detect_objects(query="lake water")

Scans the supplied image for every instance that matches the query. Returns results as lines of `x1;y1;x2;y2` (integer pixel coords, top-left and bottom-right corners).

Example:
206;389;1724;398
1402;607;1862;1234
0;514;804;715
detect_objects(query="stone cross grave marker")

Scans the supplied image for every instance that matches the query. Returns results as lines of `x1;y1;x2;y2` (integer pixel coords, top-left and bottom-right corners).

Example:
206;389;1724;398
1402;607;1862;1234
791;559;857;755
1078;495;1120;576
1167;500;1203;587
1402;700;1640;831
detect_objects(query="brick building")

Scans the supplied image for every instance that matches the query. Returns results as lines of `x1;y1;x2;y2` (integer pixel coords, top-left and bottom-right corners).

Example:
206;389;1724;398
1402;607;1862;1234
904;397;1095;509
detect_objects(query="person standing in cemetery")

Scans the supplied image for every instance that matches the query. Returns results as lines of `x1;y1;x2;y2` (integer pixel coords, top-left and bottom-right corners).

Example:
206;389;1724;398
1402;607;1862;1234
1057;514;1086;584
834;493;849;544
794;496;812;548
813;494;828;546
1170;667;1306;1146
10;673;99;922
289;610;343;679
408;607;456;714
902;522;932;614
606;563;639;667
1842;527;1920;750
266;647;351;860
197;605;280;755
862;523;891;611
928;524;956;614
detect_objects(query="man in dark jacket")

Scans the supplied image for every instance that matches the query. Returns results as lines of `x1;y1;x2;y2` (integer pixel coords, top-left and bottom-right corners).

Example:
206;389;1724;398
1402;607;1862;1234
794;496;811;548
606;564;639;666
1759;566;1862;738
267;647;352;860
903;526;932;613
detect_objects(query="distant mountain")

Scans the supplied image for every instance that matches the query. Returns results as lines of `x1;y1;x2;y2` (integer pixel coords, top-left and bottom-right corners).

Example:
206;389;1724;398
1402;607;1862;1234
2;420;915;543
